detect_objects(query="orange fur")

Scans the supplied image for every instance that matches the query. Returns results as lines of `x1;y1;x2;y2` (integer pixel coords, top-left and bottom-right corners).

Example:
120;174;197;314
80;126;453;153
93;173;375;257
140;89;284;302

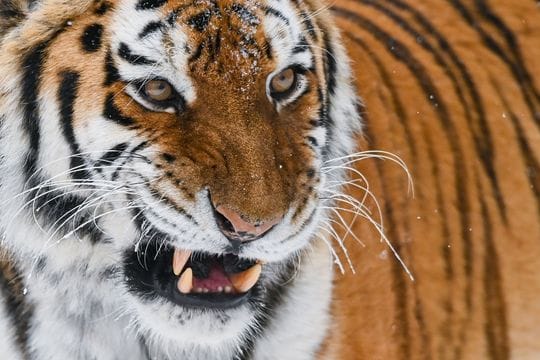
29;0;326;224
322;1;540;358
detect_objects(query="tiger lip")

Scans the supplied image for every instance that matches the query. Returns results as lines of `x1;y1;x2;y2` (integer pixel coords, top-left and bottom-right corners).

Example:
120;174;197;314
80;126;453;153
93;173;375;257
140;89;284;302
172;249;263;295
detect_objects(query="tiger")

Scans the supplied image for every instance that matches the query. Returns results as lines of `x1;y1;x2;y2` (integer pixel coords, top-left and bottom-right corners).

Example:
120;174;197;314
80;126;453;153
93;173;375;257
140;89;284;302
0;0;360;359
0;1;538;360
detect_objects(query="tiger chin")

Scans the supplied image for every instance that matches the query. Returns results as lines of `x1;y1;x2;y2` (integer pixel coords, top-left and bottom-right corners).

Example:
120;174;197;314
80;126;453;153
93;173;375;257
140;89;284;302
0;0;360;359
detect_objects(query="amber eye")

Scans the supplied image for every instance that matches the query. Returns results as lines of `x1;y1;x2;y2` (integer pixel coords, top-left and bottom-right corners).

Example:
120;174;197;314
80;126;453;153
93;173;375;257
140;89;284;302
270;68;296;94
144;80;173;102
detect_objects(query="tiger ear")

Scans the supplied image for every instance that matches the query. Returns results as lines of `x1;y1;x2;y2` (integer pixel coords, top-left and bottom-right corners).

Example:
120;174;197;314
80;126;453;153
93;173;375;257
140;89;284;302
0;0;33;38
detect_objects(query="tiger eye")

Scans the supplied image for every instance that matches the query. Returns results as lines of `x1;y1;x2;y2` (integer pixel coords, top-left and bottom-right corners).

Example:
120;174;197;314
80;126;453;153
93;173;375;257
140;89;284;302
144;80;173;102
271;68;296;94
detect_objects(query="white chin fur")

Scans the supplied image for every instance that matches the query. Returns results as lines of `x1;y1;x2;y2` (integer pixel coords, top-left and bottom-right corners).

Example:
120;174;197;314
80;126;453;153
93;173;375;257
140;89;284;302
128;297;254;346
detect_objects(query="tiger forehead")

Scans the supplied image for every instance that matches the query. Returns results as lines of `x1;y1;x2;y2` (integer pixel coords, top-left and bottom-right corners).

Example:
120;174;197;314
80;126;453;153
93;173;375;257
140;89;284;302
161;0;272;79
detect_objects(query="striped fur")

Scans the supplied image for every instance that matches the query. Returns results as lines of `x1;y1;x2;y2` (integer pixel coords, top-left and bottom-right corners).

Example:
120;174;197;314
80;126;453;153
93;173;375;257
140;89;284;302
322;1;540;359
0;0;358;359
0;0;538;359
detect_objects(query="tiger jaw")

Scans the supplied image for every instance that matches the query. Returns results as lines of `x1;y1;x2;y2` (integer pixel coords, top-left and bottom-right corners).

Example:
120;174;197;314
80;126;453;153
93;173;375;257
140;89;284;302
173;249;263;295
124;241;266;310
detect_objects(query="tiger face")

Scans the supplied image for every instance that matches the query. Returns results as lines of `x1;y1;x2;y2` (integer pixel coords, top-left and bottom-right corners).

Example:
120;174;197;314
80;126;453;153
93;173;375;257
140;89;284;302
0;0;359;356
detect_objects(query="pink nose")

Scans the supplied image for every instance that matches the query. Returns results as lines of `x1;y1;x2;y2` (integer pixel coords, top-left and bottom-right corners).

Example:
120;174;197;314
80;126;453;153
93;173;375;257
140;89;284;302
214;205;281;242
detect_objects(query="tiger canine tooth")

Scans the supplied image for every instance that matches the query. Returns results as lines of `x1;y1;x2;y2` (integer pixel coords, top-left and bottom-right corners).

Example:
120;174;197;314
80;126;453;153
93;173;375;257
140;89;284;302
177;268;193;294
230;264;262;293
173;249;191;276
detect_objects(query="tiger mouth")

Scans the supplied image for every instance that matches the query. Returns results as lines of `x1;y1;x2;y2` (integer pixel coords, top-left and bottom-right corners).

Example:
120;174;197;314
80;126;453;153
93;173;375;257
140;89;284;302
124;244;263;309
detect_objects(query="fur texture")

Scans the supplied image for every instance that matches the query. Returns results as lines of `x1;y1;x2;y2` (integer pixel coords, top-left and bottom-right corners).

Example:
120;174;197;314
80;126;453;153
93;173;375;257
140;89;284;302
321;1;540;359
0;0;359;359
2;0;538;359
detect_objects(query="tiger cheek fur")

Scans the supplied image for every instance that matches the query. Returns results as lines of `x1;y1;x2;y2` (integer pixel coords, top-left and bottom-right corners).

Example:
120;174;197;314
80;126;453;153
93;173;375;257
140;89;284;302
47;0;323;226
0;0;360;359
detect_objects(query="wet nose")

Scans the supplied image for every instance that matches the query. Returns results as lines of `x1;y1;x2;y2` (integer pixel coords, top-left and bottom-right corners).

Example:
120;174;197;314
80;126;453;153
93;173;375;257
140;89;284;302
213;205;281;243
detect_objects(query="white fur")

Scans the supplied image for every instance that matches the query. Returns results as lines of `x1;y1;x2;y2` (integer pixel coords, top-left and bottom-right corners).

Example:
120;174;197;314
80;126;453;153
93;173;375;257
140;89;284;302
0;0;361;358
252;240;334;360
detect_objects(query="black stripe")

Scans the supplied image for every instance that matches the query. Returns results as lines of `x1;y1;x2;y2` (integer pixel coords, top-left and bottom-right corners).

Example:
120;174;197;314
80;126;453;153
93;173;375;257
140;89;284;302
118;42;157;66
0;260;32;358
315;85;333;159
103;93;136;126
112;140;150;180
263;39;273;59
292;37;309;54
96;142;129;170
21;42;49;182
136;0;167;10
0;2;24;20
187;10;212;32
306;136;318;148
188;41;205;63
300;11;317;40
261;6;290;25
58;71;90;181
213;29;222;58
479;184;509;360
95;1;111;16
230;3;259;26
148;186;197;223
138;21;164;39
104;50;121;86
322;32;337;96
492;80;540;218
81;23;104;53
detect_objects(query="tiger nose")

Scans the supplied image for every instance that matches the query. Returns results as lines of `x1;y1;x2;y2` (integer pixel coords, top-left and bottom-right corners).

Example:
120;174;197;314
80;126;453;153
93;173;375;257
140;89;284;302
213;205;281;243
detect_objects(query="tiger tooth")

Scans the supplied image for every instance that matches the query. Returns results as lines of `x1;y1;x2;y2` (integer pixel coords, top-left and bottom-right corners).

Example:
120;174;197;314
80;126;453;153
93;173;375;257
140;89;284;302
177;268;193;294
173;249;191;276
229;264;262;293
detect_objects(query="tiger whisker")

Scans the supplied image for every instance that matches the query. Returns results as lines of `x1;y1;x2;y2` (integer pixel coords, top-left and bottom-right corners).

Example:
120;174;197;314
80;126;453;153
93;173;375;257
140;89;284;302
322;204;414;281
324;209;366;248
323;150;414;195
318;223;355;274
315;233;345;275
22;150;149;188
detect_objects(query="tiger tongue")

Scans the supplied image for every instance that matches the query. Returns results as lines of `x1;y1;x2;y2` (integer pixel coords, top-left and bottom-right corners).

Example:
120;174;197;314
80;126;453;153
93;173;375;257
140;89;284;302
192;263;233;292
191;263;262;293
172;249;263;294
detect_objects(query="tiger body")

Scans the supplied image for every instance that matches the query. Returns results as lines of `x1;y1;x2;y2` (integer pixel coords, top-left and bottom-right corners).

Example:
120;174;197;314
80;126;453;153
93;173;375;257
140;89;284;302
0;0;539;359
323;1;540;359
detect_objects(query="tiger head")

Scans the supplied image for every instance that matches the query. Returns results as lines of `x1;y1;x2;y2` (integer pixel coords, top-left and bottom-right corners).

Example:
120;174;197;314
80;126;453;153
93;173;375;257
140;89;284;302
0;0;360;355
